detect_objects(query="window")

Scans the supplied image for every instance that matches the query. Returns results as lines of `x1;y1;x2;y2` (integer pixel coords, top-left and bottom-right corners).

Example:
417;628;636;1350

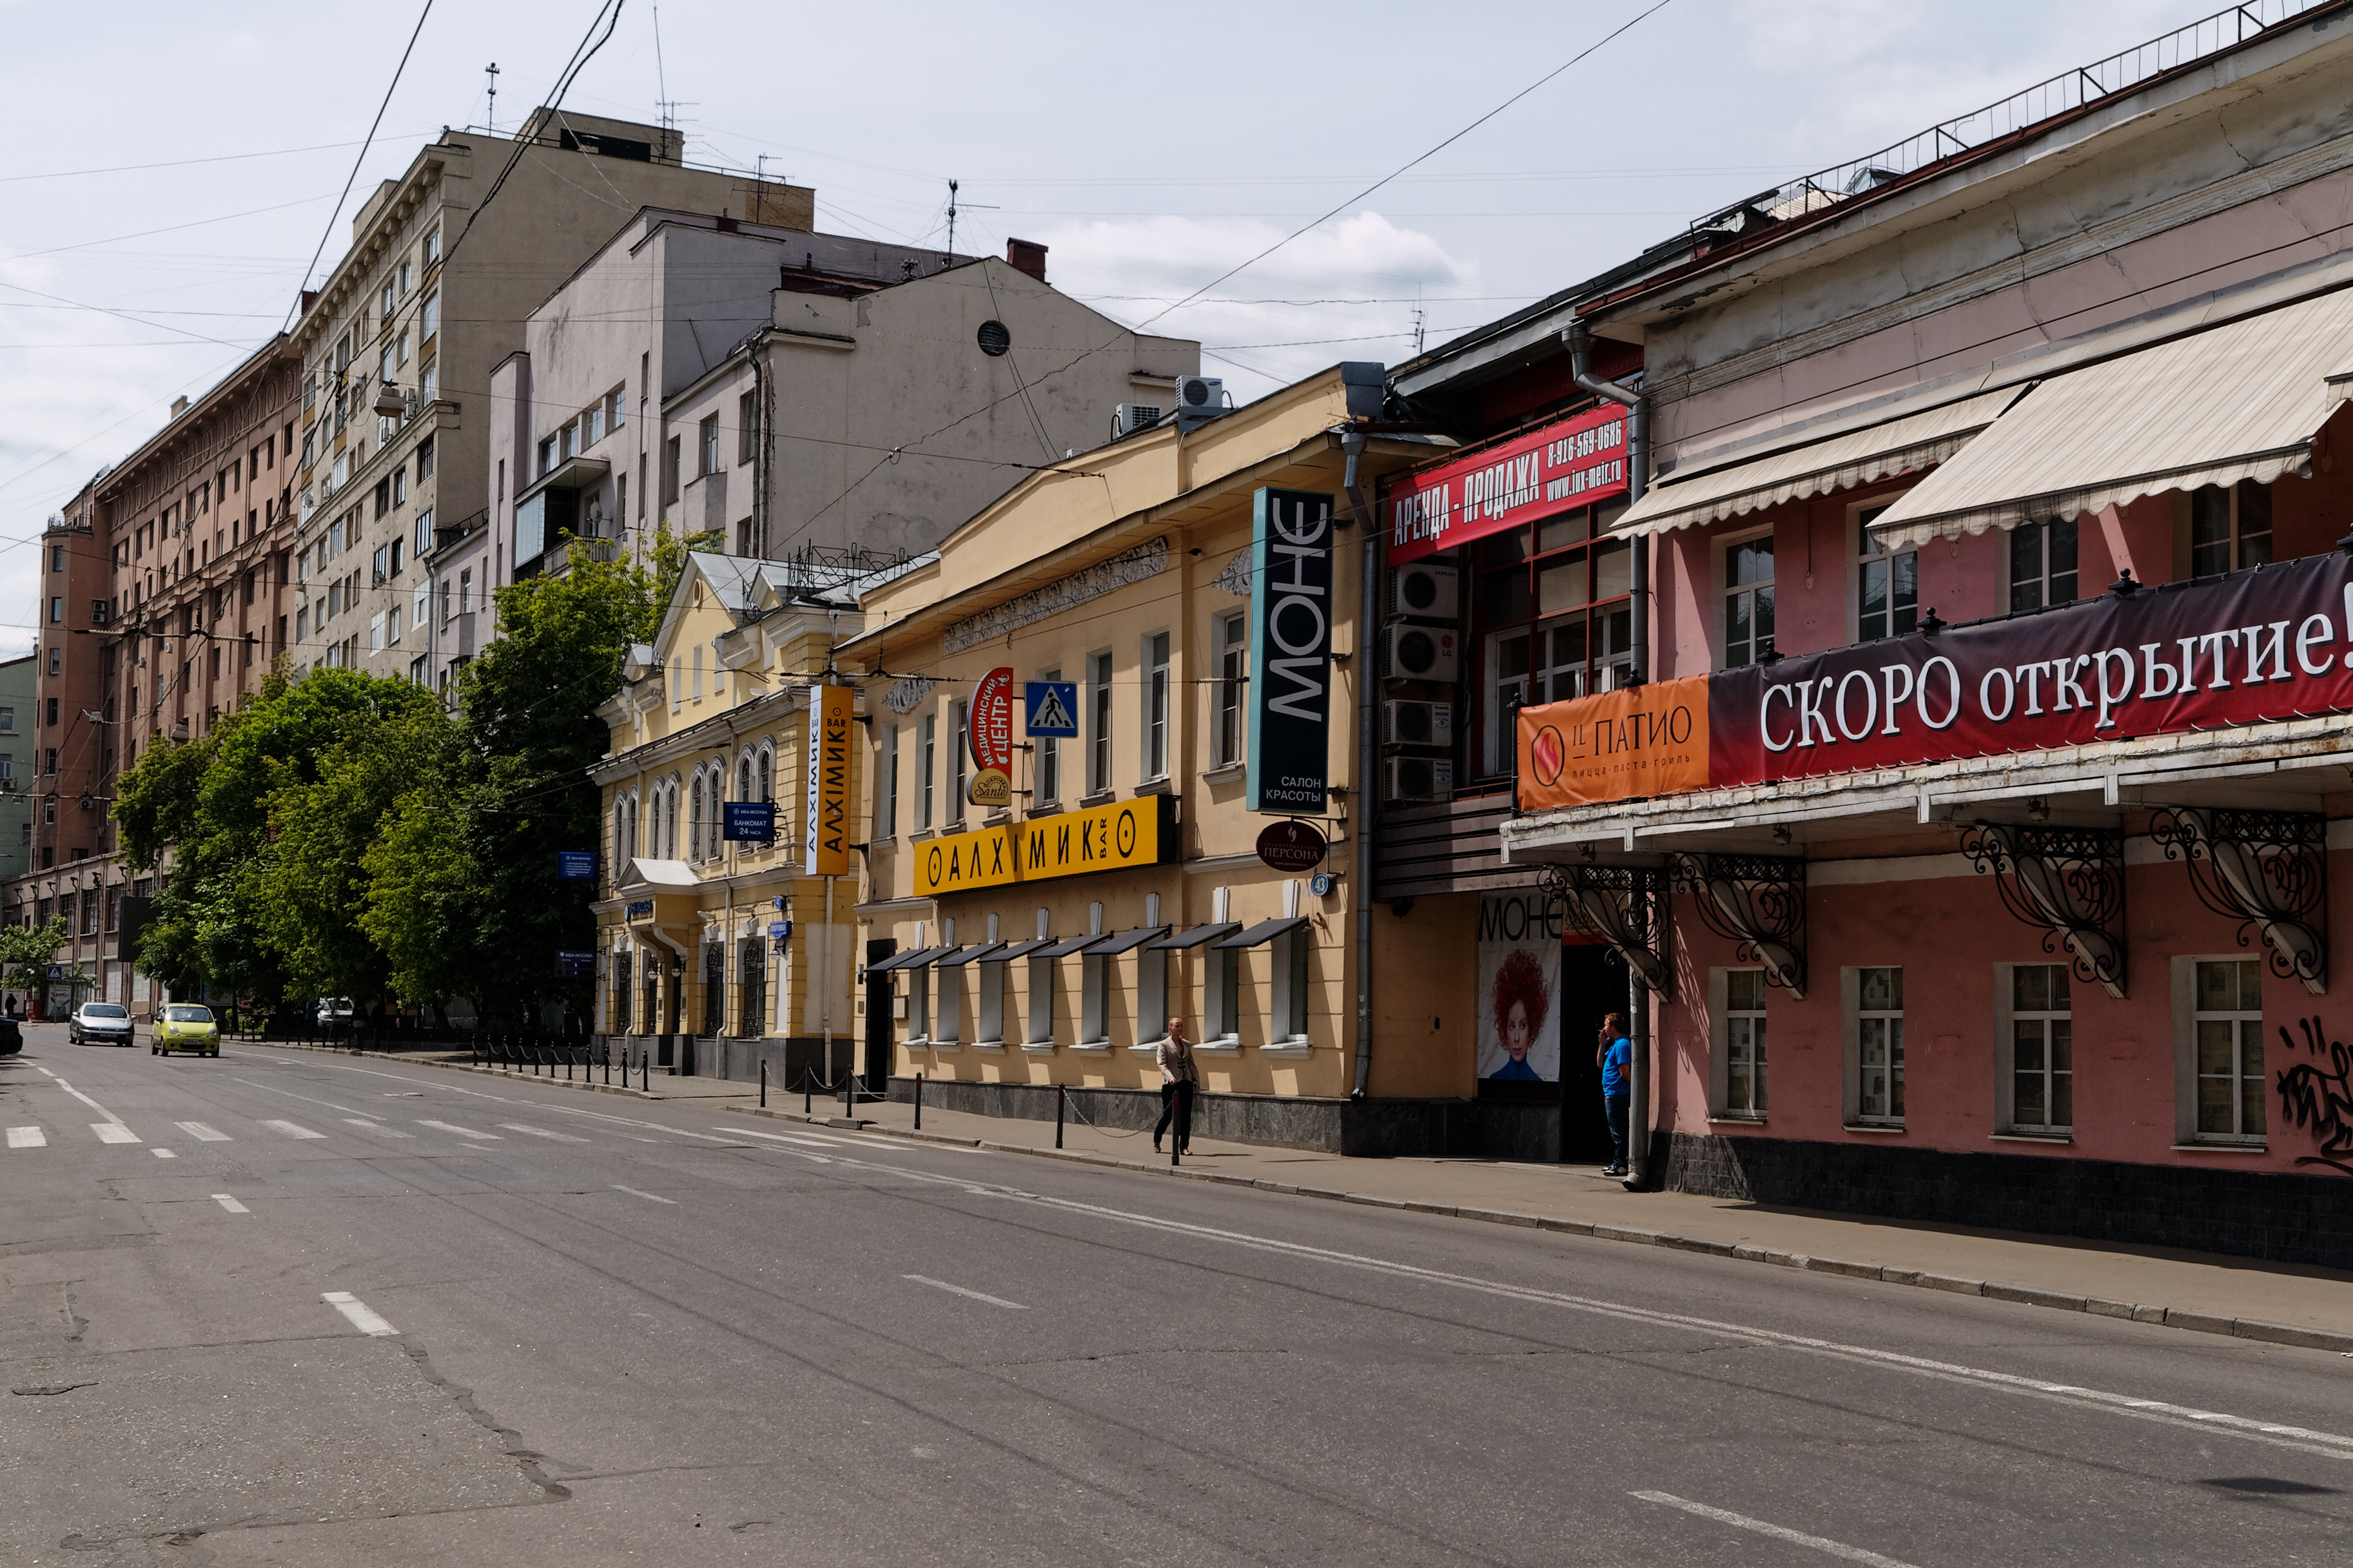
881;724;900;837
2003;963;2072;1134
977;952;1006;1047
699;413;721;476
1144;632;1170;780
906;962;932;1044
1037;668;1061;803
415;508;434;559
416;436;434;480
422;227;439;267
537;437;556;479
606;387;626;432
419;292;438;339
663;436;681;504
738;390;757;464
559;422;576;463
392;467;407;507
2009;518;2080;612
1205;944;1240;1045
1721;969;1767;1117
1213;617;1245;766
1270;924;1310;1044
458;567;473;615
1475;510;1634;774
936;954;963;1047
919;712;936;829
420;361;437;400
373;544;390;583
49;597;63;624
1855;509;1916;643
2192;958;2264;1141
1852;966;1904;1125
2189;480;2273;579
369;612;386;653
47;648;59;677
1724;532;1775;668
1088;651;1113;795
948;700;968;822
584;405;602;447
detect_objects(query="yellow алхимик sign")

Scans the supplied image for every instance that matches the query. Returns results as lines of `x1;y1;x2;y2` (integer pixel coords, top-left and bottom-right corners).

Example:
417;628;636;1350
916;792;1176;896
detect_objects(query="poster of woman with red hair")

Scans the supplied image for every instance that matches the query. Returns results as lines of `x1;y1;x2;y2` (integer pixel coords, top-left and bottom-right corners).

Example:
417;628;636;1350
1477;893;1561;1081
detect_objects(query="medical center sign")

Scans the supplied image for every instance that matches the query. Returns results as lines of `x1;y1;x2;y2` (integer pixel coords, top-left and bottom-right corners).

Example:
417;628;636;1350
1249;487;1335;813
1518;551;2353;806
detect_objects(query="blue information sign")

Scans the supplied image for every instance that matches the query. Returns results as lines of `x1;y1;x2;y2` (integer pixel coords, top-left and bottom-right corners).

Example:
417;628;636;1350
1024;681;1079;737
723;802;777;842
555;950;595;978
557;851;596;880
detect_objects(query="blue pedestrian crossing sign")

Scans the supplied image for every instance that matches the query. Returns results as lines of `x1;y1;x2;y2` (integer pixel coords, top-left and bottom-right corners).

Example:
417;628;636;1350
1024;681;1079;737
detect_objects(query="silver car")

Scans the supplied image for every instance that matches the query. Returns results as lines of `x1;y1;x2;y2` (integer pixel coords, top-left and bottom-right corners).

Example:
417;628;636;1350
70;1002;135;1047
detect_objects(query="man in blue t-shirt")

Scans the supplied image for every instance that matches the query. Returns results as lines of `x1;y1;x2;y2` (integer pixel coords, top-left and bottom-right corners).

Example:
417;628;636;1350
1597;1013;1632;1177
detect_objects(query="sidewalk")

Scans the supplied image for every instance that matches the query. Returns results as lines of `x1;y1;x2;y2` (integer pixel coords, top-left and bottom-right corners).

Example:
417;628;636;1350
230;1044;2353;1351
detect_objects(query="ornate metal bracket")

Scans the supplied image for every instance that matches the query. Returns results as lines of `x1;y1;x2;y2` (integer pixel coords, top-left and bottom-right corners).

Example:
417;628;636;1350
1668;853;1806;998
1538;863;1672;996
2148;806;2327;995
1957;822;2127;998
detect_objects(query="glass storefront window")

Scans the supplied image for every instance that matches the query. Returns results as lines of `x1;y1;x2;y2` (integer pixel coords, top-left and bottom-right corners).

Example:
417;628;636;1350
1469;505;1635;779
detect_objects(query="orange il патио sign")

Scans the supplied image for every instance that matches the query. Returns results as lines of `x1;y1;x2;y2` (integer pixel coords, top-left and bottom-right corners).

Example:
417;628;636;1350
1516;676;1710;811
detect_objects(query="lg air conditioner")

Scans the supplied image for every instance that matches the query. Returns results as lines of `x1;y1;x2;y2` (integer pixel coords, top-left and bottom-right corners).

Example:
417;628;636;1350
1381;699;1454;750
1380;623;1460;683
1111;404;1164;440
1383;755;1454;804
1389;563;1459;623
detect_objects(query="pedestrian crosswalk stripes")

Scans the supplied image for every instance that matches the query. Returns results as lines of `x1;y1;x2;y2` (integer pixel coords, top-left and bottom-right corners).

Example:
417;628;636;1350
259;1119;326;1139
7;1127;44;1148
92;1123;141;1144
175;1121;231;1141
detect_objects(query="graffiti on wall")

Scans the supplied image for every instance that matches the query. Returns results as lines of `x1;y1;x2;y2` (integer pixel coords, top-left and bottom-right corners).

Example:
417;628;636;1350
2276;1016;2353;1176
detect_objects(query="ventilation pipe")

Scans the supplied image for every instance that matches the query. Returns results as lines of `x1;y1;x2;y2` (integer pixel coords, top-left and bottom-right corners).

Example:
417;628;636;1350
1342;430;1378;1100
1563;324;1655;1189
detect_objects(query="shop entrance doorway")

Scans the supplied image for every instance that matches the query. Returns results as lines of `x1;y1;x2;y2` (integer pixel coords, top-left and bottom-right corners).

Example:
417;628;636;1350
1555;940;1616;1163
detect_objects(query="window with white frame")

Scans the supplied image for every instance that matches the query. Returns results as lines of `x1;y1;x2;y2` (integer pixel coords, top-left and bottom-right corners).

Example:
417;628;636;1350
1270;925;1309;1044
1721;968;1767;1117
2004;963;2073;1134
2192;958;2265;1141
1037;667;1061;803
1138;944;1168;1049
919;713;936;829
1205;942;1240;1045
2008;518;2078;612
935;960;963;1045
1853;966;1904;1125
756;744;773;806
1214;615;1245;766
1030;945;1057;1047
906;963;931;1043
689;775;706;862
977;959;1006;1047
1144;631;1171;779
1854;506;1915;643
1079;949;1108;1047
699;412;721;476
881;724;900;837
1088;650;1113;795
2189;480;2273;579
1723;532;1775;668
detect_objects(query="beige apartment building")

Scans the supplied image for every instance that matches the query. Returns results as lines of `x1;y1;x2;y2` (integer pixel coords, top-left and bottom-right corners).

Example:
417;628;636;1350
289;110;808;685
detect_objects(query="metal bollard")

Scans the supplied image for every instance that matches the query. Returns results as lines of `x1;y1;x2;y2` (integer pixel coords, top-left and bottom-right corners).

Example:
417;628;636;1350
1056;1084;1065;1149
760;1059;768;1108
913;1072;923;1131
804;1069;812;1116
641;1051;649;1093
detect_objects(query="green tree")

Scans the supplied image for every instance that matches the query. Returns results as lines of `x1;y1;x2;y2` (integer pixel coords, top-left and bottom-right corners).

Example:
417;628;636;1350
0;916;70;995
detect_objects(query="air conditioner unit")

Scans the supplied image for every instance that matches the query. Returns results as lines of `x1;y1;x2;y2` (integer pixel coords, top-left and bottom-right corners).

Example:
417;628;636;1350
1111;403;1163;440
1380;623;1460;683
1381;699;1453;750
1389;563;1459;623
1383;755;1454;804
1175;376;1225;412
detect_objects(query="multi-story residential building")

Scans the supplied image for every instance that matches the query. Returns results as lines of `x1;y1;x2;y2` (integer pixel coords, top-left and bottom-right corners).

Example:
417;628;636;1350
4;336;303;1016
0;655;35;882
445;209;1196;696
1442;3;2353;1265
289;110;809;684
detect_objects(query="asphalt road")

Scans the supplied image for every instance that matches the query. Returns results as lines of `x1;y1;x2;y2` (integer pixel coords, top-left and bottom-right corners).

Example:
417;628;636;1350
4;1029;2350;1567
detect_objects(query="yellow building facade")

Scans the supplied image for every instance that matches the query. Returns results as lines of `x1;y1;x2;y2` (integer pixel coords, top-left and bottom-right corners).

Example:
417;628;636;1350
846;368;1453;1148
590;551;866;1083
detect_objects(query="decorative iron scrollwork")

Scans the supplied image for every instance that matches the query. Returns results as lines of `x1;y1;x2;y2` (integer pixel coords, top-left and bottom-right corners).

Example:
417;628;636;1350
1538;863;1671;996
2147;806;2327;995
1668;853;1806;998
1957;822;2127;998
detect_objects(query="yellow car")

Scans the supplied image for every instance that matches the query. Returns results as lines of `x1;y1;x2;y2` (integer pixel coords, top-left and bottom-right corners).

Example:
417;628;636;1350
153;1005;220;1058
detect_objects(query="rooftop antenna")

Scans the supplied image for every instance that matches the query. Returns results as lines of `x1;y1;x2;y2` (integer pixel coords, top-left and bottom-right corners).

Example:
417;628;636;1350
485;63;499;135
946;179;959;256
1412;302;1426;356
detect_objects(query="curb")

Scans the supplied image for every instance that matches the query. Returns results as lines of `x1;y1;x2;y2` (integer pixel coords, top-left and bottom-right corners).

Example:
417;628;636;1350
722;1102;2353;1357
230;1040;714;1102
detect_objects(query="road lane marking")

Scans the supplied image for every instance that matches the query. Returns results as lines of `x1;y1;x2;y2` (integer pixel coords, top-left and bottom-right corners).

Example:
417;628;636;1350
222;1051;756;1144
904;1274;1028;1310
52;1079;126;1123
228;1078;368;1118
321;1291;397;1337
7;1127;44;1148
725;1125;848;1148
612;1185;678;1205
497;1123;587;1143
340;1118;412;1137
151;1148;176;1159
175;1121;231;1141
211;1194;248;1213
92;1122;141;1144
259;1119;325;1139
418;1119;501;1140
1632;1493;1920;1567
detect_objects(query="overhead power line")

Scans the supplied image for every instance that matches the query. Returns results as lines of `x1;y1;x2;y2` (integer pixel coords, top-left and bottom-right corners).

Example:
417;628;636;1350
284;0;439;328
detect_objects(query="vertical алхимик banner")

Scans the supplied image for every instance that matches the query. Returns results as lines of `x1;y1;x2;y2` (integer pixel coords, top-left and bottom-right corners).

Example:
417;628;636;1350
1249;487;1334;813
804;682;852;876
1477;891;1563;1082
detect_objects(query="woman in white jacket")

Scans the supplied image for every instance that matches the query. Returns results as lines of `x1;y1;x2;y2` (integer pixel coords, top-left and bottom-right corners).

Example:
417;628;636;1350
1153;1015;1198;1157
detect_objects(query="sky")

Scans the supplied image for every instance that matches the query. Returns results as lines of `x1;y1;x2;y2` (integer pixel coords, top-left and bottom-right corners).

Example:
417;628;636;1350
0;0;2227;656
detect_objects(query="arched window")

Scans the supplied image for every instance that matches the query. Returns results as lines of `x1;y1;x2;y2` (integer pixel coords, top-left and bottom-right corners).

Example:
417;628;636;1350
757;744;773;804
690;775;706;862
739;755;753;809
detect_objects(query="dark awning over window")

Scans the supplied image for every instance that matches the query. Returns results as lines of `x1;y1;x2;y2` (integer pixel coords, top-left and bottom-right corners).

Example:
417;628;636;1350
1083;925;1172;957
1151;922;1243;951
1214;916;1309;950
868;944;955;973
935;941;1007;969
985;937;1057;962
1032;933;1108;960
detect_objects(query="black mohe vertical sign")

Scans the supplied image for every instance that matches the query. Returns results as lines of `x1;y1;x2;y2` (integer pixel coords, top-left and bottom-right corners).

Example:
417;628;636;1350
1248;487;1334;813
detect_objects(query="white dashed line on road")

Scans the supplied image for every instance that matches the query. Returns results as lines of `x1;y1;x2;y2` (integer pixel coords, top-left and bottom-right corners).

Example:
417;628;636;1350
211;1194;249;1213
175;1121;231;1141
340;1118;412;1137
1632;1492;1921;1567
259;1119;325;1139
7;1127;44;1148
727;1125;848;1148
903;1274;1028;1310
613;1185;677;1205
497;1123;587;1142
322;1291;397;1337
418;1119;501;1140
92;1122;141;1144
151;1148;176;1159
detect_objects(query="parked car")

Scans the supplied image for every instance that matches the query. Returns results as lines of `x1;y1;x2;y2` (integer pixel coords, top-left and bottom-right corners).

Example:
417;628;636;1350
69;1002;135;1047
153;1004;220;1058
315;997;355;1030
0;1016;20;1056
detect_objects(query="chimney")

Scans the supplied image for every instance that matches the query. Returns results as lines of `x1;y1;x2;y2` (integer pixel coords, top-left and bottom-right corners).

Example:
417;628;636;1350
169;396;189;420
1006;238;1047;284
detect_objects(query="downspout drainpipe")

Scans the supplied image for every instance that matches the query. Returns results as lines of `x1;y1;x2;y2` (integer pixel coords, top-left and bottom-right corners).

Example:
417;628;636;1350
1341;432;1378;1100
1565;325;1655;1189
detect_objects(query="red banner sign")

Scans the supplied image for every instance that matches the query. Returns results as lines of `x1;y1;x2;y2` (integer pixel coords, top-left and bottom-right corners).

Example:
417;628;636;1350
1387;402;1629;564
968;666;1014;807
